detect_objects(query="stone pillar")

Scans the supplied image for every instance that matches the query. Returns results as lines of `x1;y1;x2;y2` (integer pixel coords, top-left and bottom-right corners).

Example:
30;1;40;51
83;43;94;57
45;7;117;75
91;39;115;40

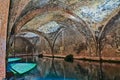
0;0;10;79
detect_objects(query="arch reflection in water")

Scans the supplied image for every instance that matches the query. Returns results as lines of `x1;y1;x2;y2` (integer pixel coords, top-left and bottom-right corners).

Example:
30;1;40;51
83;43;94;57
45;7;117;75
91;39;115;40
11;58;120;80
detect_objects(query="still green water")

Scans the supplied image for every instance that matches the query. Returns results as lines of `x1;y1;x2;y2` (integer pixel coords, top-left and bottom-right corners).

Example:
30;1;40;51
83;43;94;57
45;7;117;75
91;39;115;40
10;57;120;80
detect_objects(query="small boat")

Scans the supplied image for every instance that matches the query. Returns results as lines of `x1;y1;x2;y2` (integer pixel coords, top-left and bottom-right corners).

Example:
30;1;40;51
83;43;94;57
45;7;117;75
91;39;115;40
8;58;22;63
9;63;37;74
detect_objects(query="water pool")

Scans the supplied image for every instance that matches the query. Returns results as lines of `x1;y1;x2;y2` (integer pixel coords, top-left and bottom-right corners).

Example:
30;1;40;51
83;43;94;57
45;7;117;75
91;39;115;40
9;58;120;80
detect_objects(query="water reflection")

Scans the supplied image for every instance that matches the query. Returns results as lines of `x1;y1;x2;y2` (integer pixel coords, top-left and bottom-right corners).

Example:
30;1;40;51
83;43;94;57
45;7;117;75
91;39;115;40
13;57;120;80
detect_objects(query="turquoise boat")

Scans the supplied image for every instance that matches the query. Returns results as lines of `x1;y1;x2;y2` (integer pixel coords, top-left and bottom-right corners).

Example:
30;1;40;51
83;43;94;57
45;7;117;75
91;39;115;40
8;58;22;63
7;58;36;75
9;63;37;74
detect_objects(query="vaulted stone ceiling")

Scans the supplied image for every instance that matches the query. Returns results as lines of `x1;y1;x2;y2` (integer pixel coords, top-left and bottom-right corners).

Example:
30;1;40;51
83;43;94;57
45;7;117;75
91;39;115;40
8;0;120;37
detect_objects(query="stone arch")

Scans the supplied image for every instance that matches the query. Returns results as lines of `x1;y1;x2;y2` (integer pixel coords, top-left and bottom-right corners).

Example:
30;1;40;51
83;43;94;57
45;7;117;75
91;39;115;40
10;36;34;54
52;26;87;55
20;29;53;55
10;4;87;35
99;10;120;57
9;4;94;56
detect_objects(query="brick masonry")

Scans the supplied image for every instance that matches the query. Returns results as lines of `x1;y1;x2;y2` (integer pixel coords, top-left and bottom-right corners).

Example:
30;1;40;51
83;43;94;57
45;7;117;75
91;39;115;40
0;0;10;79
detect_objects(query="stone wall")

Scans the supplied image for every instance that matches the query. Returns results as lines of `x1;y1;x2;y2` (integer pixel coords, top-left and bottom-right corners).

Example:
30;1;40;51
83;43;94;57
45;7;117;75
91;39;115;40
0;0;10;79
